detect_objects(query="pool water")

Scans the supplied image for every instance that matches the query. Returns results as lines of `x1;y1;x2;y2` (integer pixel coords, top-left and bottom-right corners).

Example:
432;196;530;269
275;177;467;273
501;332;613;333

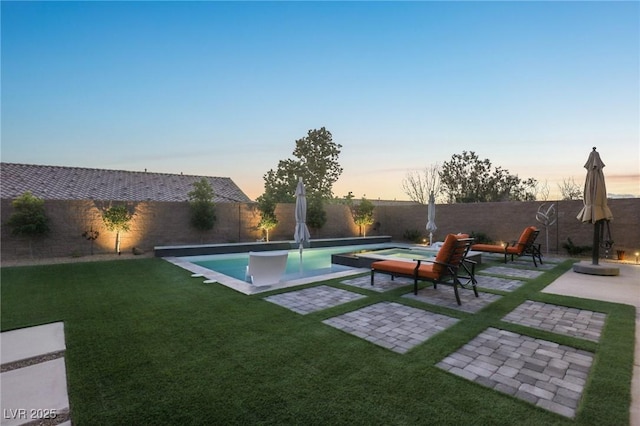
186;244;393;281
360;248;436;261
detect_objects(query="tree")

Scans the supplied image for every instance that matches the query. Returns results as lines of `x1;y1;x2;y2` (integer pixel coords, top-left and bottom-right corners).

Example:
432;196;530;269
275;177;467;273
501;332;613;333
439;151;537;203
558;177;582;200
255;192;279;241
351;197;375;237
6;191;50;257
402;164;442;204
260;127;343;203
538;180;550;201
306;196;327;234
102;204;135;253
188;178;217;236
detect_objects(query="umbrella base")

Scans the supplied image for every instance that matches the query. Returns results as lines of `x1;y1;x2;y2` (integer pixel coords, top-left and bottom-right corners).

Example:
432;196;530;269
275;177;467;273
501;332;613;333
573;261;620;276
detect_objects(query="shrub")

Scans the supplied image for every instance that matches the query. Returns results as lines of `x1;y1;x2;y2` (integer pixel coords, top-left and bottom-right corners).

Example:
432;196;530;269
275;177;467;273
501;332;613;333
403;229;423;243
562;238;592;256
470;231;492;244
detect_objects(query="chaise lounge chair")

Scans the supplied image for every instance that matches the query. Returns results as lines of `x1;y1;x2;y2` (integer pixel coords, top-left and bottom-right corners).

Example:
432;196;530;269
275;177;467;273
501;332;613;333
471;226;543;267
370;234;478;305
245;251;289;286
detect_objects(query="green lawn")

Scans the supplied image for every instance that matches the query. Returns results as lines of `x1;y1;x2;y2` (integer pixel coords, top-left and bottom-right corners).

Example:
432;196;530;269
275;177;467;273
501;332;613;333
1;258;634;425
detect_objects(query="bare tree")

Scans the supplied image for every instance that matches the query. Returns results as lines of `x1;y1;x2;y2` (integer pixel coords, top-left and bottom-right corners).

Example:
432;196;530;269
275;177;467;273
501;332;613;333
538;180;550;201
402;164;441;204
558;177;582;200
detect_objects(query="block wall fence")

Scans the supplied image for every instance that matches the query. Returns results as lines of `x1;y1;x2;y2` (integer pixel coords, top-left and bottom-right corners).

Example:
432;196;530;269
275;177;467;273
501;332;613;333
1;198;638;261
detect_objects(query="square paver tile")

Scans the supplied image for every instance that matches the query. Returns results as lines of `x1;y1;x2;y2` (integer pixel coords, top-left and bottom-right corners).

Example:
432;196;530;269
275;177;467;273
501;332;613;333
481;266;545;279
437;327;594;418
264;285;366;315
502;301;607;342
403;286;502;313
474;275;526;292
323;302;459;354
341;275;413;292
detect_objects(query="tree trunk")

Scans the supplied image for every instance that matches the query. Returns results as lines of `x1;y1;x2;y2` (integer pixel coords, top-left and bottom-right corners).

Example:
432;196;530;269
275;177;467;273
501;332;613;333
115;231;121;254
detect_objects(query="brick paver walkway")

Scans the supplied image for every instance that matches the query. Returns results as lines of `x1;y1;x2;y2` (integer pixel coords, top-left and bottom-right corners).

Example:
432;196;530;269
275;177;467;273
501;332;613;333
323;302;459;354
437;327;594;418
264;285;366;315
403;287;502;313
502;301;607;342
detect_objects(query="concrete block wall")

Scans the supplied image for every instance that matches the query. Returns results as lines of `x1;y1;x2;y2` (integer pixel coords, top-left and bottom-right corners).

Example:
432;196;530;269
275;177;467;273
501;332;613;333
1;198;638;261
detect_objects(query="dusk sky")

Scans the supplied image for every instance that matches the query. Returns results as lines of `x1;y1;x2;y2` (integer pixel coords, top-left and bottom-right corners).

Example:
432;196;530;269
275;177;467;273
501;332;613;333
2;1;638;201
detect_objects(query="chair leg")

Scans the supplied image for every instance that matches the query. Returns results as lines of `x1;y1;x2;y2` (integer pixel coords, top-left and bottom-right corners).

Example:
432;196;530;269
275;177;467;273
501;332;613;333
453;281;461;305
370;270;375;286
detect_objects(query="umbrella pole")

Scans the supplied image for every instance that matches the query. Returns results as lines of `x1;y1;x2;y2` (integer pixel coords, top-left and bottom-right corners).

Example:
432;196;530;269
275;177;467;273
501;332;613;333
299;243;303;275
592;220;601;265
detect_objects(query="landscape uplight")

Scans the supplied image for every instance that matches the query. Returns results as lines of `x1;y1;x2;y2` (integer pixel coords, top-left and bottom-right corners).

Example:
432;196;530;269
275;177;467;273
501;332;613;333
635;252;639;264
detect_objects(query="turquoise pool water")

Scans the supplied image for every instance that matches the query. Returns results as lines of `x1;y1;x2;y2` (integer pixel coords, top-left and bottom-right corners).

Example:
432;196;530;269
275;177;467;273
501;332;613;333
358;247;436;261
185;243;393;281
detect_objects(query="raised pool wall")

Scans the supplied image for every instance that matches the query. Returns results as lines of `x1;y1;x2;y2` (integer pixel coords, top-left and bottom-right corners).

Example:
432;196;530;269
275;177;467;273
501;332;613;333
1;198;638;260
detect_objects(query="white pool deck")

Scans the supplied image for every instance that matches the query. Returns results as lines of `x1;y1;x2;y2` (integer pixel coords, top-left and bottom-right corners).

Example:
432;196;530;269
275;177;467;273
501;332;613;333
1;261;638;425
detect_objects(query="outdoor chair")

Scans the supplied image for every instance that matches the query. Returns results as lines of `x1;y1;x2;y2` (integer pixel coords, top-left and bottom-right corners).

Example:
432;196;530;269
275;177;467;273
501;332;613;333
245;251;289;286
370;234;478;305
471;226;543;267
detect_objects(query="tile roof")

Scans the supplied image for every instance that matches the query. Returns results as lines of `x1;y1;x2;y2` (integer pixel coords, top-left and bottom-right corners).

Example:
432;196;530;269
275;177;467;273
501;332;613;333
1;163;253;203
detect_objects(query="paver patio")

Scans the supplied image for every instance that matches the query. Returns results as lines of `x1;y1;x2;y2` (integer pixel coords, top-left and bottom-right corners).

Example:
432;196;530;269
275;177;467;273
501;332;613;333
473;275;527;292
263;285;366;314
437;327;594;418
502;300;607;342
340;275;412;292
481;266;546;279
403;287;502;313
323;302;459;354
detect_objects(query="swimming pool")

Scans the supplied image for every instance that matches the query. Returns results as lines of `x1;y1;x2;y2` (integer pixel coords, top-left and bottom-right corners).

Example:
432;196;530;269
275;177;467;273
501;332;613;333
183;243;396;282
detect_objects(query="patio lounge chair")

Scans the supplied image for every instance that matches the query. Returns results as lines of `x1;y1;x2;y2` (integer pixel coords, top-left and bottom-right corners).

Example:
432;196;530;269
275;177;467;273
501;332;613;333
370;234;478;305
471;226;543;267
245;251;289;286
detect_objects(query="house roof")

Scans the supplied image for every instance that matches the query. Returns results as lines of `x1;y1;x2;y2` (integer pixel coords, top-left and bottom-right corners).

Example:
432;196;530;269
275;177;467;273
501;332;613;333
1;163;253;203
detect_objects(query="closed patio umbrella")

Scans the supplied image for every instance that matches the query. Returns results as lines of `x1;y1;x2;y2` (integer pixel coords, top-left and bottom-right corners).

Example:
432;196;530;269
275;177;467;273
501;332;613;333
576;147;613;265
426;192;437;245
294;177;311;274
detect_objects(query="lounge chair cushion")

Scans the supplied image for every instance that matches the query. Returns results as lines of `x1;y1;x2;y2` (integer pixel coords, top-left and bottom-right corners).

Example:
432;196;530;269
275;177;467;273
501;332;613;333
433;234;458;275
370;260;439;280
471;227;537;255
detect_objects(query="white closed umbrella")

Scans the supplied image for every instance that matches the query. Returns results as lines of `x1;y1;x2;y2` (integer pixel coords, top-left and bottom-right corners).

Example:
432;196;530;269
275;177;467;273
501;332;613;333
294;177;311;274
426;192;437;245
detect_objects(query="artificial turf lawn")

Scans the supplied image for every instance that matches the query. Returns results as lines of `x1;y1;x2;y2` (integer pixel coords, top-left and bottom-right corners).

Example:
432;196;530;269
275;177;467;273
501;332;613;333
1;257;634;425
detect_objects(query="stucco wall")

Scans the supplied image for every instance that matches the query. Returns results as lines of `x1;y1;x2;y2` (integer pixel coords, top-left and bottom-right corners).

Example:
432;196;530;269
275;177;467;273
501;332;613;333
1;198;638;261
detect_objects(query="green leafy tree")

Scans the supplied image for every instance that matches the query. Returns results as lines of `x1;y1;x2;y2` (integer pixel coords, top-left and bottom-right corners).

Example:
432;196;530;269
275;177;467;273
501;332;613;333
6;191;50;257
102;204;135;253
256;193;279;241
259;127;343;203
351;197;375;237
306;196;327;234
188;178;217;238
439;151;537;203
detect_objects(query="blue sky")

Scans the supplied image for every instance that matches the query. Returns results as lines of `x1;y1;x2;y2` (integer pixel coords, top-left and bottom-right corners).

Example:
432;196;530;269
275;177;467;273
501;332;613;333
2;1;638;201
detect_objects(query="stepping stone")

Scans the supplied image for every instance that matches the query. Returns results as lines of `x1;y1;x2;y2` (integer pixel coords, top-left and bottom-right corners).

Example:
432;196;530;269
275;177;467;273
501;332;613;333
264;285;366;315
437;327;594;418
341;275;412;292
502;301;607;342
481;266;544;279
324;302;459;354
403;288;502;313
